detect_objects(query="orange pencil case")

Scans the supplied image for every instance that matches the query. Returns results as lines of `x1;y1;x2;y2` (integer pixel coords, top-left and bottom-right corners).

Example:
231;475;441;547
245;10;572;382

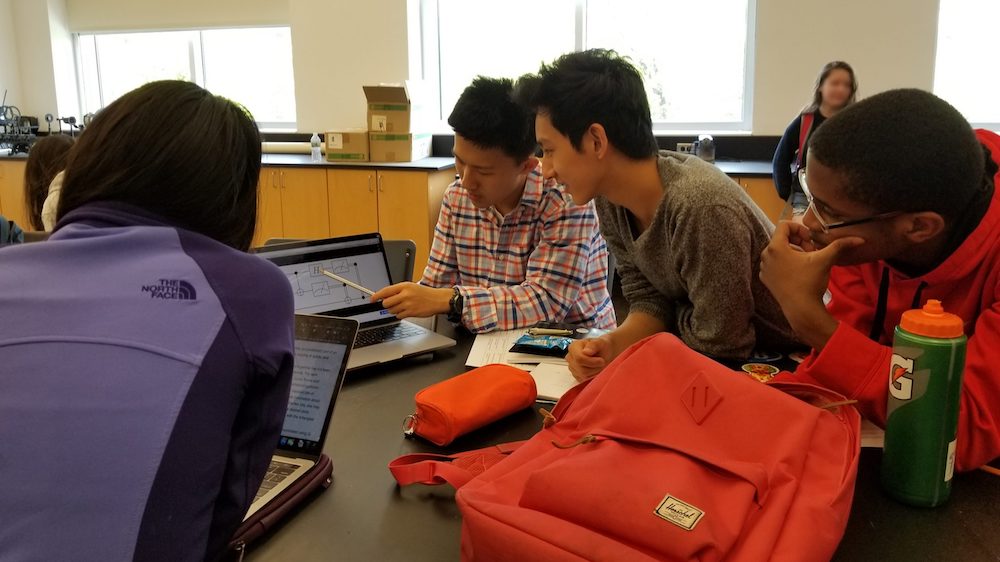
403;364;538;446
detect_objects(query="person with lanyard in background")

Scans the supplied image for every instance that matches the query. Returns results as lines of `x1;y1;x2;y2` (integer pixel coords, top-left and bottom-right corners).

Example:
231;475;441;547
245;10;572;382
772;61;858;218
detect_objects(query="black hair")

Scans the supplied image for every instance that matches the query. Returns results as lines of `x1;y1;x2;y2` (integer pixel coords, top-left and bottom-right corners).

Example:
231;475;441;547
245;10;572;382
809;88;985;221
513;49;658;160
447;76;537;161
58;80;261;250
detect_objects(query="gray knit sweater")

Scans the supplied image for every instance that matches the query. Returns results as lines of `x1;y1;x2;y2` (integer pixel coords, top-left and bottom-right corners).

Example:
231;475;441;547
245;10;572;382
595;151;798;359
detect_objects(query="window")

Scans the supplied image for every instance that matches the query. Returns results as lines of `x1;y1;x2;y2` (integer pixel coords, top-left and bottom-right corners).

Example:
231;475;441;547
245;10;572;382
76;27;296;129
419;0;754;132
934;0;1000;129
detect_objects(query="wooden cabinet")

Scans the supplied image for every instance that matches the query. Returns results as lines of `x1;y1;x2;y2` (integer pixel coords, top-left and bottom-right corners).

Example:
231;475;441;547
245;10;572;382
375;170;438;246
4;157;449;265
254;169;282;246
252;166;330;247
731;176;786;224
277;167;330;240
0;160;30;231
326;169;378;237
327;168;453;280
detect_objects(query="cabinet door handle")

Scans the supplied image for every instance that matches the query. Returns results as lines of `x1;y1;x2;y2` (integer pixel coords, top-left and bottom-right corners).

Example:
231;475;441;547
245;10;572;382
377;175;384;193
280;170;286;189
368;174;374;193
270;170;277;188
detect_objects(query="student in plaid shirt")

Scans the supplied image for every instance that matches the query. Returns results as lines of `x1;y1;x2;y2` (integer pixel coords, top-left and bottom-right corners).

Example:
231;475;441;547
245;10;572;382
371;77;616;333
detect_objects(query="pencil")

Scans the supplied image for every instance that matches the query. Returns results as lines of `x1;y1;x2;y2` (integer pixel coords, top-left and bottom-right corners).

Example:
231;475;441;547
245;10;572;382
527;328;575;336
320;269;376;296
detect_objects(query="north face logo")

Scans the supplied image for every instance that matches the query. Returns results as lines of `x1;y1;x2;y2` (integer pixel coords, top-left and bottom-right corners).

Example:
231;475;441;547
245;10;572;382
141;279;197;300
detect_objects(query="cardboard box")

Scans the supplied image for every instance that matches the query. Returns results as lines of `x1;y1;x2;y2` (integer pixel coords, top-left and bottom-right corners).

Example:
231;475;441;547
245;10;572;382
325;129;369;162
363;81;431;133
368;133;432;162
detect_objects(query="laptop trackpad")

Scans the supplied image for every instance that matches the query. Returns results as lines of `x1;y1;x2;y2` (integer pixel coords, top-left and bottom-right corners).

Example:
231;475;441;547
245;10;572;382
379;349;406;363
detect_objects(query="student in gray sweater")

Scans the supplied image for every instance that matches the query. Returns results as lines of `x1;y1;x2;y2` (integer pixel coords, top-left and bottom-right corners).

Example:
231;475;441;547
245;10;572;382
515;49;798;381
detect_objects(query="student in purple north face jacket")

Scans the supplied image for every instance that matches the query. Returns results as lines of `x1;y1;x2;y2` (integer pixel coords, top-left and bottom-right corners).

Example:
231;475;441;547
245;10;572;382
0;81;295;562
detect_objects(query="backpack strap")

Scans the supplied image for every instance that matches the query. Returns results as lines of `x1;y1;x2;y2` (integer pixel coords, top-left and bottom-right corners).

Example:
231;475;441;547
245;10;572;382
389;441;526;489
795;112;816;171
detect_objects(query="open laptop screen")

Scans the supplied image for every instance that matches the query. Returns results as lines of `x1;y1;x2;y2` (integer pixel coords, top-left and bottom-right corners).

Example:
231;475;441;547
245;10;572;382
278;314;358;457
256;234;396;326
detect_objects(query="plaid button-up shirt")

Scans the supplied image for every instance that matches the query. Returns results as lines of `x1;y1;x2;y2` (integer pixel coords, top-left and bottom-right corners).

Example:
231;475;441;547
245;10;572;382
420;165;615;333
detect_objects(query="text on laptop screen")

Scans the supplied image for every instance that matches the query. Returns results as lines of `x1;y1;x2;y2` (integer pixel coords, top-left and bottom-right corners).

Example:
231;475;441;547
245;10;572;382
262;237;395;324
281;337;347;449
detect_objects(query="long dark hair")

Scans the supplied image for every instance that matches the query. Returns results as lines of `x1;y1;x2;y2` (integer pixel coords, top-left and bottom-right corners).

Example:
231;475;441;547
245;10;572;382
804;61;858;114
58;80;261;250
24;134;74;231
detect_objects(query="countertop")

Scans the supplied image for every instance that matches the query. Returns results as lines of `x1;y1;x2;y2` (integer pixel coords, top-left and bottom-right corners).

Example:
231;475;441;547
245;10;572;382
2;152;773;177
261;154;456;172
714;159;772;177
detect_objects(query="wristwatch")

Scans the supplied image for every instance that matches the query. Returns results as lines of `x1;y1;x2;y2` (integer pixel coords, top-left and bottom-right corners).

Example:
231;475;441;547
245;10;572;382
447;287;464;324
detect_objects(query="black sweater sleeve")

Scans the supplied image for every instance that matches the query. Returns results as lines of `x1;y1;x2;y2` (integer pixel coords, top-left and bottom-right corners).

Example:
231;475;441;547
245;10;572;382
771;117;801;200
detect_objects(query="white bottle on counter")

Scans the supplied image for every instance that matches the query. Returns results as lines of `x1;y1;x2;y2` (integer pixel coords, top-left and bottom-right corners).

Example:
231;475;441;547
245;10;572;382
310;132;322;162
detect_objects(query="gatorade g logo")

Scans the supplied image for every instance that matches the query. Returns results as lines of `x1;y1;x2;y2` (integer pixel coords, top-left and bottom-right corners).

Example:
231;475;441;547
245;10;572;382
889;354;915;400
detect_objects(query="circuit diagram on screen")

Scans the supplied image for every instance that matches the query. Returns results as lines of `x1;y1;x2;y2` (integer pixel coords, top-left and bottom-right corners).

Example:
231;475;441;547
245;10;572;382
285;260;369;305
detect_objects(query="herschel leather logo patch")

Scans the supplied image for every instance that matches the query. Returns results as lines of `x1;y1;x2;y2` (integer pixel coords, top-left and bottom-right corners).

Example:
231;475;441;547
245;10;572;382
681;371;722;424
654;494;705;531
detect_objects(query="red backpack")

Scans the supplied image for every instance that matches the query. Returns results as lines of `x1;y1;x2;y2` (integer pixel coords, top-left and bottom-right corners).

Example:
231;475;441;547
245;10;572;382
391;334;861;561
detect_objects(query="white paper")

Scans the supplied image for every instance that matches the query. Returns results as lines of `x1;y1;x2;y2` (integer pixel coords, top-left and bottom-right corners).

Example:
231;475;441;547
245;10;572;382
530;363;578;401
860;419;885;449
466;329;571;368
465;330;527;367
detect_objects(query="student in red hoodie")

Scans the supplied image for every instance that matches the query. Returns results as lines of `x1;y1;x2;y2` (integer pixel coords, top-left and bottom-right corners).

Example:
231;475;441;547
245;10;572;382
761;88;1000;472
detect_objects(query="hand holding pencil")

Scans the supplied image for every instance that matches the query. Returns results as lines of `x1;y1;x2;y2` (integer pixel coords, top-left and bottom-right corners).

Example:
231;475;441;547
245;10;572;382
370;281;455;320
320;268;376;296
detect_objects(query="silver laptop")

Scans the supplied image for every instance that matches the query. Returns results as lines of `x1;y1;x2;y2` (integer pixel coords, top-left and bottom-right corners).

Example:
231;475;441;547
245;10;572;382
245;314;358;520
255;233;456;370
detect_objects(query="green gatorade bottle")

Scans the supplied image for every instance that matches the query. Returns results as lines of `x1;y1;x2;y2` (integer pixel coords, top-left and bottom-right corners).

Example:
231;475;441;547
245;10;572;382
881;299;967;507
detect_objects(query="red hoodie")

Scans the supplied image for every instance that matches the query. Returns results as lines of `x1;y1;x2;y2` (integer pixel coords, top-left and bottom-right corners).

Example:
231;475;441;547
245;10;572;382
787;129;1000;472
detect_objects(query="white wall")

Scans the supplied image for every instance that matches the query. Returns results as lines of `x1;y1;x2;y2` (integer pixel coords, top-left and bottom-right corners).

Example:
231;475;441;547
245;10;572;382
42;0;414;132
0;0;23;108
11;0;61;119
47;0;79;119
7;0;77;120
66;0;289;31
752;0;941;134
288;0;414;131
8;0;944;135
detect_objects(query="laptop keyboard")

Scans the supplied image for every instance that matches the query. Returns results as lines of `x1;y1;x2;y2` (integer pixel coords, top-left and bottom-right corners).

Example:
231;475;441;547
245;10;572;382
354;323;424;348
254;459;301;501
